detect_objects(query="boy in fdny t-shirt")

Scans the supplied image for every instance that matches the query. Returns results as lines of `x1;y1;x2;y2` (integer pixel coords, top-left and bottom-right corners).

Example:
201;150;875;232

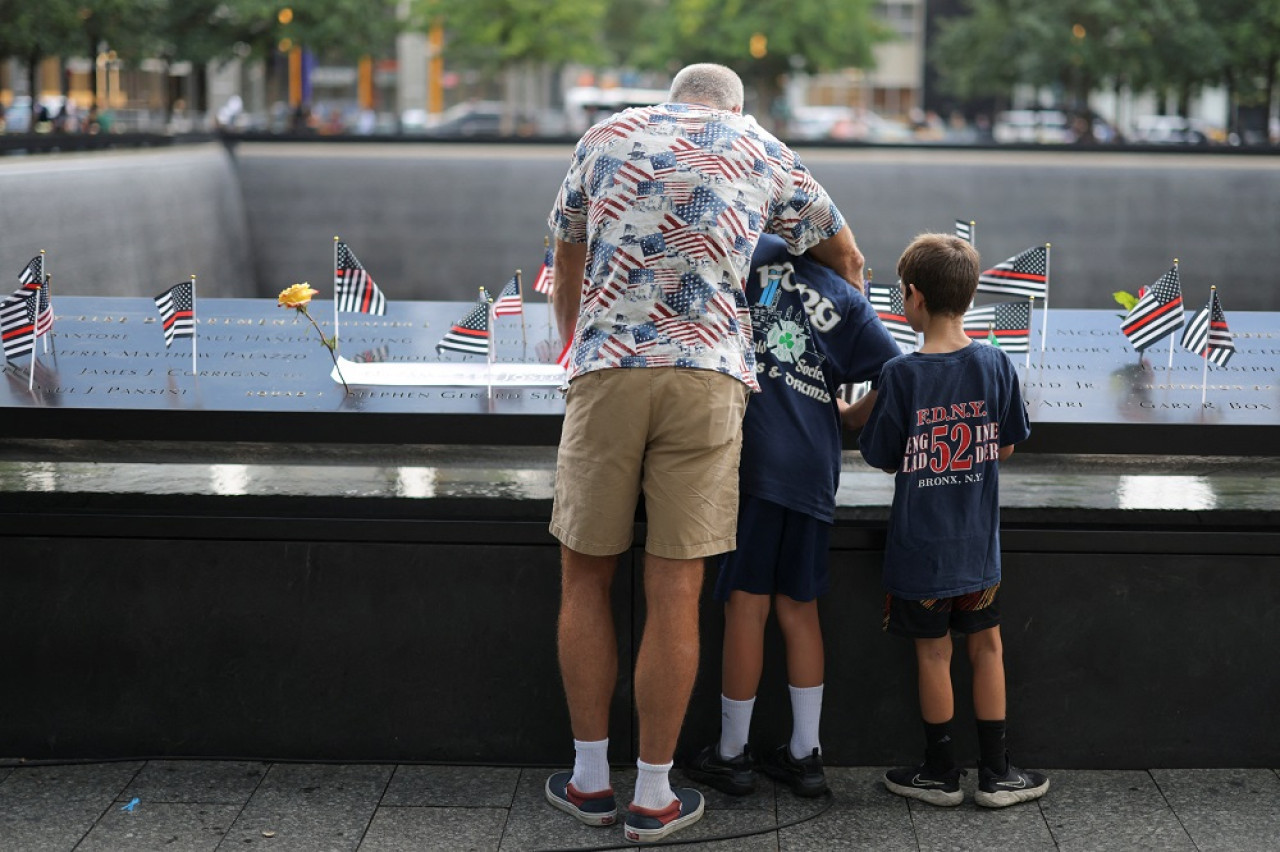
685;234;900;798
859;233;1047;808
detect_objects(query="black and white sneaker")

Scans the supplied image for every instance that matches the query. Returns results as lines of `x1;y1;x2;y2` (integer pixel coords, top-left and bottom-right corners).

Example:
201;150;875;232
684;743;756;796
884;763;966;806
975;759;1049;808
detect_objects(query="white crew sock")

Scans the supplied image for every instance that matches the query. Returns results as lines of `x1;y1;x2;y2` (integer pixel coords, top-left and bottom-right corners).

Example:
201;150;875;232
719;694;756;760
570;737;611;794
789;683;824;760
632;759;675;811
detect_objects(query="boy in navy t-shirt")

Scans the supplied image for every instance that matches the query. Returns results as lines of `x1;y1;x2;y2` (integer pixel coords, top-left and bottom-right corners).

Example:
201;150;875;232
685;234;900;798
859;233;1047;808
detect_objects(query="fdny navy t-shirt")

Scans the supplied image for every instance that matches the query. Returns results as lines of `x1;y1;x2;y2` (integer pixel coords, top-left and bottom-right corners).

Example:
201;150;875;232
740;235;901;523
859;343;1030;599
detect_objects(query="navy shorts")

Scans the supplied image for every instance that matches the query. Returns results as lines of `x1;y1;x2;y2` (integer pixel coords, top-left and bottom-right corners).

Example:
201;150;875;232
883;584;1001;639
713;494;830;603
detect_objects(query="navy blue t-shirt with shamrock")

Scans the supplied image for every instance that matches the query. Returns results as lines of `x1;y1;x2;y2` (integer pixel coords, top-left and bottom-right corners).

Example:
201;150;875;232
740;235;900;523
859;343;1030;599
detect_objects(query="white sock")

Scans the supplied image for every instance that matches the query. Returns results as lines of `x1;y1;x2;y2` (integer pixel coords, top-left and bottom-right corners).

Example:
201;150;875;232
632;759;675;811
719;694;756;759
788;683;824;760
571;737;610;794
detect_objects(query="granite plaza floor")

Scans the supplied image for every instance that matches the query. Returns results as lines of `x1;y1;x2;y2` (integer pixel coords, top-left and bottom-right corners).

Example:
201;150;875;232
1;760;1277;851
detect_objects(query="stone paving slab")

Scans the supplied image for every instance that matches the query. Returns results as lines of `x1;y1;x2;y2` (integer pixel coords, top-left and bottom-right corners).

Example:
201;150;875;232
121;760;268;805
79;802;241;852
1;762;1279;851
1040;769;1195;851
1149;768;1280;852
382;765;520;808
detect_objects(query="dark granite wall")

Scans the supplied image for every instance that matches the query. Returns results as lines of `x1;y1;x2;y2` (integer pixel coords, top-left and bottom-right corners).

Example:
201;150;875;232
2;497;1275;768
0;143;255;299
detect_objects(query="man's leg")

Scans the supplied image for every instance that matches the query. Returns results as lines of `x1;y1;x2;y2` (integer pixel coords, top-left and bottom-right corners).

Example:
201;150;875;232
635;552;704;766
546;545;621;826
558;545;618;744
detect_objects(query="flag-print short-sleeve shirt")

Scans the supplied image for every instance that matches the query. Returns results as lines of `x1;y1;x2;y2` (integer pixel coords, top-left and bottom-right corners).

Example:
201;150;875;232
548;103;846;390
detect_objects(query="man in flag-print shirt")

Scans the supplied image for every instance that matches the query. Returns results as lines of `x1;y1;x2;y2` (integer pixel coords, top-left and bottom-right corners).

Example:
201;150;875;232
544;63;867;843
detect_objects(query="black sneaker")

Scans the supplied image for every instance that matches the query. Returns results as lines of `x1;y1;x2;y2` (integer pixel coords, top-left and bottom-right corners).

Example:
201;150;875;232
974;758;1049;808
623;787;704;843
761;745;827;798
884;763;966;806
544;771;617;826
684;743;756;796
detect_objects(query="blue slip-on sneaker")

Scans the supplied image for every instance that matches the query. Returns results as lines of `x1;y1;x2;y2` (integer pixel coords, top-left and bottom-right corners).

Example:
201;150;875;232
544;770;617;826
683;743;756;796
623;787;704;843
974;757;1049;808
884;763;966;806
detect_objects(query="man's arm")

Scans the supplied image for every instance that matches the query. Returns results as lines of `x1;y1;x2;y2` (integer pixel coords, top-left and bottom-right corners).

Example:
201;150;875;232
804;225;865;288
553;239;587;348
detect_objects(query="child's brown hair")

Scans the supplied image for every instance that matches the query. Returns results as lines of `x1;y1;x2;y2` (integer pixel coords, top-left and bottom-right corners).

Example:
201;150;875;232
897;234;980;317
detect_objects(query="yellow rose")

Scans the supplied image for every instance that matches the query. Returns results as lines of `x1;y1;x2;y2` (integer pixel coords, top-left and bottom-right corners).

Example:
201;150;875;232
278;283;319;308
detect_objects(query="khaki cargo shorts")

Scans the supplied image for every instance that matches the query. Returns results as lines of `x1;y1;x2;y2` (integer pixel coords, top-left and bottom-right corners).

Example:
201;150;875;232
549;367;749;560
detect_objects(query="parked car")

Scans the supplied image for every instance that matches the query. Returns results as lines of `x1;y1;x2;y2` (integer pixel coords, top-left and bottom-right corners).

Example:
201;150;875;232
993;109;1074;144
423;101;505;137
1130;115;1217;145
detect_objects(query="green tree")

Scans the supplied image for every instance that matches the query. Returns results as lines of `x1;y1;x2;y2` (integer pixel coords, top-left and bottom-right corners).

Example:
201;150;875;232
0;0;82;126
77;0;167;108
624;0;887;123
933;0;1224;117
412;0;608;68
410;0;608;130
1201;0;1280;141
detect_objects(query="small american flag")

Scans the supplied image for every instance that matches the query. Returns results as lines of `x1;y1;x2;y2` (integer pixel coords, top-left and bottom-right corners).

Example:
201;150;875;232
1180;287;1234;366
492;274;523;317
532;244;554;295
154;281;196;347
0;289;38;360
435;296;490;357
1122;266;1184;351
867;280;917;349
335;241;387;315
977;245;1048;299
12;255;52;336
963;300;1032;352
955;220;974;244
